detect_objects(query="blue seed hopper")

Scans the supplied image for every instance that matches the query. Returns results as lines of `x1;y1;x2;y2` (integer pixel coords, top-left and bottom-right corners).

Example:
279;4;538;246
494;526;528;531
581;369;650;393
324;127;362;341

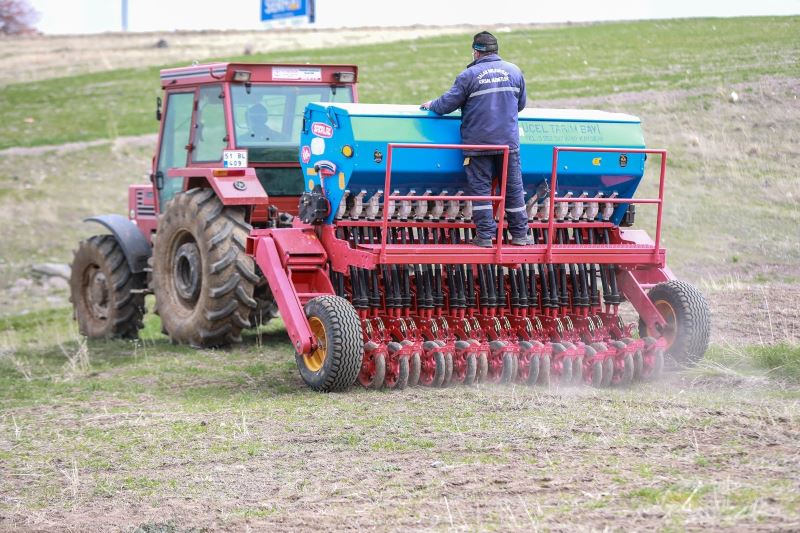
299;103;646;224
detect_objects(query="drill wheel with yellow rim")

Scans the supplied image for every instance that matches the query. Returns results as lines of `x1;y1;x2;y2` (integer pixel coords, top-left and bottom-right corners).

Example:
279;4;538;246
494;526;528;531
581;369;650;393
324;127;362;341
296;295;364;392
639;280;711;368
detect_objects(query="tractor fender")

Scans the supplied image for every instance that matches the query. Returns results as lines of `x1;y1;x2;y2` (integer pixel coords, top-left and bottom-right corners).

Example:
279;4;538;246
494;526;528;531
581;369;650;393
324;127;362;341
84;214;151;274
179;169;269;206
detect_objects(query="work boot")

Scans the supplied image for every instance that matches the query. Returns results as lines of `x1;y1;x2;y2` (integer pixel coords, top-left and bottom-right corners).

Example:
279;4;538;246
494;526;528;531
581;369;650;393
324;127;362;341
471;236;493;248
510;235;535;246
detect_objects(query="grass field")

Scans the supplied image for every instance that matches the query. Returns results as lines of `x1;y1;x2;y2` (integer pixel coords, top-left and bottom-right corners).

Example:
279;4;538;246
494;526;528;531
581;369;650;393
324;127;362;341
1;16;800;531
1;17;798;150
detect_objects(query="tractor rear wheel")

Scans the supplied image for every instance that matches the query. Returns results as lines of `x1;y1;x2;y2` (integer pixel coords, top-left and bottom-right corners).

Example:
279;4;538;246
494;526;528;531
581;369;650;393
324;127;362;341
152;189;258;347
250;279;280;327
297;295;363;392
70;235;145;339
640;280;710;366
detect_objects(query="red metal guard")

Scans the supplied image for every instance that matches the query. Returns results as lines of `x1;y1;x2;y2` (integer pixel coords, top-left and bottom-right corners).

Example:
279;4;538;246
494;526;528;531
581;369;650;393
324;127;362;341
546;146;668;262
379;143;510;262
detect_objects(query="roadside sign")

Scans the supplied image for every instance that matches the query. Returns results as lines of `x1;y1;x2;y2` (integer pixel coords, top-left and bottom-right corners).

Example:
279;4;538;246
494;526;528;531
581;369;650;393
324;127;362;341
260;0;315;23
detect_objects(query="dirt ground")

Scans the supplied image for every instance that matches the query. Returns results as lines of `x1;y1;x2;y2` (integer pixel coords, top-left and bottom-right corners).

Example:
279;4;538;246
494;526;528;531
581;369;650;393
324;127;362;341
1;342;799;532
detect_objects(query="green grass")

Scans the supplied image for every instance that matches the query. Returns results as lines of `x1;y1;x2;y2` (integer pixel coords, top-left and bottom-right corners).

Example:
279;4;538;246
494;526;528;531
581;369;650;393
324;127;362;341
750;344;800;380
0;16;797;150
686;344;800;384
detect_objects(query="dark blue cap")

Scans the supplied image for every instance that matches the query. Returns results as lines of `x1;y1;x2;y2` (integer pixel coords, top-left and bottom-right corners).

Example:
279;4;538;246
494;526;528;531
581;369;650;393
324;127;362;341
472;31;498;52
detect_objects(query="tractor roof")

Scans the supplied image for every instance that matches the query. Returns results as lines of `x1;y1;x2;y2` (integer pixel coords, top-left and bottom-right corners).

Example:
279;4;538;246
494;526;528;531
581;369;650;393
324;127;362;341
159;62;358;89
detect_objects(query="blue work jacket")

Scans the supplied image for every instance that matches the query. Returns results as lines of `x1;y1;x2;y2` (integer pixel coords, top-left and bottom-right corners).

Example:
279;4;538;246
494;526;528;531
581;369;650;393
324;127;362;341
429;54;527;154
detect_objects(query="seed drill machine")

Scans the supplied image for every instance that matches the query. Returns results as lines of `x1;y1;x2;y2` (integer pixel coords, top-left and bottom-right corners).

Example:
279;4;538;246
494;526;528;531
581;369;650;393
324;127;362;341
70;63;710;391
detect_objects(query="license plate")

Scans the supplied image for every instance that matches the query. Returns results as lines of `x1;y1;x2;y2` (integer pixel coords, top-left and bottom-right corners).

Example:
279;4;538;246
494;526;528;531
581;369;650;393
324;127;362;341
223;150;248;168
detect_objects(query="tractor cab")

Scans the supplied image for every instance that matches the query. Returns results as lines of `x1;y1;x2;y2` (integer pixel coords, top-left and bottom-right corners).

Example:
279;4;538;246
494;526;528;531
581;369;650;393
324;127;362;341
140;63;358;237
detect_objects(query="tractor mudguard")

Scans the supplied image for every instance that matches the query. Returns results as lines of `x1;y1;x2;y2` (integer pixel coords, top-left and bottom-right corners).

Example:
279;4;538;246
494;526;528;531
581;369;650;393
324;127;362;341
84;214;151;274
174;168;269;207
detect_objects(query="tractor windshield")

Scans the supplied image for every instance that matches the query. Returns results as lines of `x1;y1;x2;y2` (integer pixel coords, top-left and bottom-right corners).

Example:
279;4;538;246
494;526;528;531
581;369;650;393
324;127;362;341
231;84;353;162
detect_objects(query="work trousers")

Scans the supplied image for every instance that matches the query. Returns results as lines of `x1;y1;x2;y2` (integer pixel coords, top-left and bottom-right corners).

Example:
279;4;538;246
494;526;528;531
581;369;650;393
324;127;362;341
463;150;528;240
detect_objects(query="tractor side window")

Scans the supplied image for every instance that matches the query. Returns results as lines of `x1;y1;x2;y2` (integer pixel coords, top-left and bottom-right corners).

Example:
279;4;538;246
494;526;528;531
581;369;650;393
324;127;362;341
156;91;194;207
193;85;227;163
291;87;353;137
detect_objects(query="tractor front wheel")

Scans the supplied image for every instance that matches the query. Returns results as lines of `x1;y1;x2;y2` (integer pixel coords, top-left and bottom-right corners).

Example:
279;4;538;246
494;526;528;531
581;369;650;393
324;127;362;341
70;235;145;339
152;188;258;347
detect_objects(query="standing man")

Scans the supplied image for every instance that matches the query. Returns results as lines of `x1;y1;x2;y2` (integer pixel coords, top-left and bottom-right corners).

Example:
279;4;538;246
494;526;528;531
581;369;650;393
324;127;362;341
421;31;531;247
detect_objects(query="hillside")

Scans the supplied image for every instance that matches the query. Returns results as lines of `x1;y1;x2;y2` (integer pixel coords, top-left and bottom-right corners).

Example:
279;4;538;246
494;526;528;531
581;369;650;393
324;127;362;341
0;17;799;532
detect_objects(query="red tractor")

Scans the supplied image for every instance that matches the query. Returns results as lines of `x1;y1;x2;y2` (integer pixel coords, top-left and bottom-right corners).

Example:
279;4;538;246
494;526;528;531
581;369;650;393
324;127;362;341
70;63;358;346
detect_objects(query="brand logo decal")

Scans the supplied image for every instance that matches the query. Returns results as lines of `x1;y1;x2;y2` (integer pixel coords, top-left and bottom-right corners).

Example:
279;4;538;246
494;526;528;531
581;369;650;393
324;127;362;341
311;122;333;138
301;145;311;163
619;154;628;167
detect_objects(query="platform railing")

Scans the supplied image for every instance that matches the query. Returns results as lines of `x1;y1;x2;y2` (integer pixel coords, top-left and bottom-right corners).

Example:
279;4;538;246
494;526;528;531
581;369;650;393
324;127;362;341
379;143;510;261
546;146;668;261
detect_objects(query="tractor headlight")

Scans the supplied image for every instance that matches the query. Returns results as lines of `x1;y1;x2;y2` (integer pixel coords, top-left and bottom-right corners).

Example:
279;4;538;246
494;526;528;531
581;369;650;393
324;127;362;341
334;71;355;83
233;70;252;83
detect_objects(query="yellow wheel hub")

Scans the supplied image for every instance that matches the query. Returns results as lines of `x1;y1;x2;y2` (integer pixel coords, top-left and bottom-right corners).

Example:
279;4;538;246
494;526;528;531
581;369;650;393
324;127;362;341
654;299;677;348
304;317;328;372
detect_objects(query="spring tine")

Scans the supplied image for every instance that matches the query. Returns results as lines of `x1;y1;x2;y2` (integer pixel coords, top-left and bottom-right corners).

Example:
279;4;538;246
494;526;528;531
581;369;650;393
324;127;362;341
350;190;367;219
387;189;399;219
431;189;445;220
414;189;432;220
446;191;462;221
365;190;383;220
570;192;588;221
336;190;351;220
399;189;415;220
462;199;473;221
555;191;572;221
601;191;619;221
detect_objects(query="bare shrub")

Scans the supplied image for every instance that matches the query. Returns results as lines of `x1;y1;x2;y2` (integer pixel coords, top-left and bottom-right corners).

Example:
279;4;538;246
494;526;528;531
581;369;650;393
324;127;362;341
0;0;39;35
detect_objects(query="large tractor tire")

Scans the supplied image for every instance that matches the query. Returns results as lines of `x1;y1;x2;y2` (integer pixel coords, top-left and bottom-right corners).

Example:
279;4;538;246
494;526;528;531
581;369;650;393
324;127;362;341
250;279;280;327
296;295;363;392
70;234;145;339
639;280;710;366
152;188;258;347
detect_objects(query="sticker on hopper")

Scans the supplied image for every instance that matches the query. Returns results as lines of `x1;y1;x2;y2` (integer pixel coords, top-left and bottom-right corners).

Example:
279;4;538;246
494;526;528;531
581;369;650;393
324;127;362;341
311;122;333;138
311;137;325;155
301;145;311;164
